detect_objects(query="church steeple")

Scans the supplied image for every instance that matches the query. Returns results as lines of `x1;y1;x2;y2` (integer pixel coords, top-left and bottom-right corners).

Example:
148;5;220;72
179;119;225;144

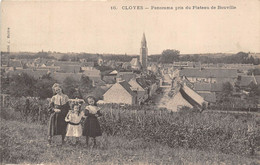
141;33;147;47
140;33;148;70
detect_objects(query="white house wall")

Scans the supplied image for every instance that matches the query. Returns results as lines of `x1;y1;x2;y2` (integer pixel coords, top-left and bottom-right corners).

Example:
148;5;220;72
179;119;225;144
166;92;193;112
103;83;133;105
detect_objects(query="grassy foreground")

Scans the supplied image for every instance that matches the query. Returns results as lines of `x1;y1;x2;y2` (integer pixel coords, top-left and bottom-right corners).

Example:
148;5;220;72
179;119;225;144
1;119;259;165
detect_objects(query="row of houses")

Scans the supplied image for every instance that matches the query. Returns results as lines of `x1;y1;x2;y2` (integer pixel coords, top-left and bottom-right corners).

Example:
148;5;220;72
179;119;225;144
2;61;160;105
101;76;159;105
169;67;260;107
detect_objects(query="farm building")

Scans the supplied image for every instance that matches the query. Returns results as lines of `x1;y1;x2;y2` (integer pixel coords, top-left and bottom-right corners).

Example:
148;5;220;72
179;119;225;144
179;68;237;84
103;80;137;105
128;77;149;104
166;84;207;112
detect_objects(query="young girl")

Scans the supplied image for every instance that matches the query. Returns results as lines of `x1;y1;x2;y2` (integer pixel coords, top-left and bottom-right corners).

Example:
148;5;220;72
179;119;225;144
82;96;102;147
65;103;84;145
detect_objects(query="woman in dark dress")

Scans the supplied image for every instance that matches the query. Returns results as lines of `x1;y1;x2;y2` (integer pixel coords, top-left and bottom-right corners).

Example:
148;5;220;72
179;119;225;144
48;83;70;145
82;96;102;147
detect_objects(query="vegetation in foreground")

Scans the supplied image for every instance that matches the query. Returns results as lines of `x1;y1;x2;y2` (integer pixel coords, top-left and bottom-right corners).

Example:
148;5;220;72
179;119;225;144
1;119;260;165
2;99;260;156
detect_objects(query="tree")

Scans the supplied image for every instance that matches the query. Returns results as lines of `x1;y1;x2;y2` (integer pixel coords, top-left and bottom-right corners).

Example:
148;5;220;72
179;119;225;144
62;77;80;99
35;76;56;99
59;55;70;61
35;51;48;58
235;52;249;63
222;82;233;97
159;49;180;63
78;75;93;98
7;73;37;97
218;82;234;103
1;74;11;94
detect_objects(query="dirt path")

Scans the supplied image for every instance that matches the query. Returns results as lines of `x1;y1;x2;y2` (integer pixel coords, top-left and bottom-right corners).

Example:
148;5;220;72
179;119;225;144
155;74;173;109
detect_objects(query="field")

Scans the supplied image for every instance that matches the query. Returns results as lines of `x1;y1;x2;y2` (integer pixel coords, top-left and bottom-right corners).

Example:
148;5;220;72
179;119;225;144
1;98;260;164
1;119;260;165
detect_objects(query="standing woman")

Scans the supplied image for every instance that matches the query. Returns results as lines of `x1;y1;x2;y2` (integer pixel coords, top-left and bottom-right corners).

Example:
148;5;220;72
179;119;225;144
48;83;70;145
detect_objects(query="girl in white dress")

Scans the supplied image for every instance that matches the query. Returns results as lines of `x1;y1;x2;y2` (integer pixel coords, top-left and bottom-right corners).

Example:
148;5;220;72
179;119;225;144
65;104;85;145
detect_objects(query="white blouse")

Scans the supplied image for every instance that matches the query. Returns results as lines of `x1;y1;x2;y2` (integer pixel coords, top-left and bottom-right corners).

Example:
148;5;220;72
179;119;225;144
85;105;101;114
51;94;69;105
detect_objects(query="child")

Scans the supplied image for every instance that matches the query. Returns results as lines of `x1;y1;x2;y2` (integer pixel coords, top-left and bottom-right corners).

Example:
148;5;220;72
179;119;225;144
82;96;102;148
65;103;84;145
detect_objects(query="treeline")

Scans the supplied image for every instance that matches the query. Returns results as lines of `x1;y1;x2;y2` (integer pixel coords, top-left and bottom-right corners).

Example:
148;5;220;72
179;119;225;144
149;51;260;64
3;50;260;65
60;54;138;62
3;52;56;60
3;51;138;63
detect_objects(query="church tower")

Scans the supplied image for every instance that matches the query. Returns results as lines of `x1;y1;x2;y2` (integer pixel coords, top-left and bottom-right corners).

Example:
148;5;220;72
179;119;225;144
140;33;148;70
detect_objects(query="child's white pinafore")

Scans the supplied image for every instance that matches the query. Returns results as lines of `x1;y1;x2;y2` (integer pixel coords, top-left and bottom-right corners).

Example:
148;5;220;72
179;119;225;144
65;111;84;137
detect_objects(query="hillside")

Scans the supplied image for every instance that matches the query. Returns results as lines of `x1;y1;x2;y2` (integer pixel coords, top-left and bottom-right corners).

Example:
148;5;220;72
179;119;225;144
1;119;259;164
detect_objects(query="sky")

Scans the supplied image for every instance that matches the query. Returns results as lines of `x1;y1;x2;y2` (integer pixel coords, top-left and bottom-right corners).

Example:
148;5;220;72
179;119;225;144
1;0;260;55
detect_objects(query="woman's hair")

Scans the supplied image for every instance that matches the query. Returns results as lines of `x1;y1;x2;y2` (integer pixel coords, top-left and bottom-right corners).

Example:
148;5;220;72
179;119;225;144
85;96;97;106
52;83;64;95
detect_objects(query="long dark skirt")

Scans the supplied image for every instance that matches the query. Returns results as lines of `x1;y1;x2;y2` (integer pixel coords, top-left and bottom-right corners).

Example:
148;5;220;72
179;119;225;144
82;116;102;137
48;112;67;136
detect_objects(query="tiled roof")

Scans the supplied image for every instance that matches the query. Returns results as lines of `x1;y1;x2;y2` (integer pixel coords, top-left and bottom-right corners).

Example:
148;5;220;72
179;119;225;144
179;85;205;108
117;72;136;82
239;75;260;87
89;76;106;85
197;92;216;103
81;62;95;67
119;81;136;96
194;83;223;92
83;69;100;77
136;77;149;89
102;76;116;84
8;69;49;79
54;61;80;66
179;68;237;78
88;87;107;99
8;60;23;68
59;65;81;73
51;72;83;83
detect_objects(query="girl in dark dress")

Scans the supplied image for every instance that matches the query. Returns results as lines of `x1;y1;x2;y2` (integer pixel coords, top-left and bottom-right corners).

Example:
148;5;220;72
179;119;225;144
82;96;102;147
48;83;70;145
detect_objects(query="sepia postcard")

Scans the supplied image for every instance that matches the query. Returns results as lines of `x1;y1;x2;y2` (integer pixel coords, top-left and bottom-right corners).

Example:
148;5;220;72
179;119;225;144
1;0;260;164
